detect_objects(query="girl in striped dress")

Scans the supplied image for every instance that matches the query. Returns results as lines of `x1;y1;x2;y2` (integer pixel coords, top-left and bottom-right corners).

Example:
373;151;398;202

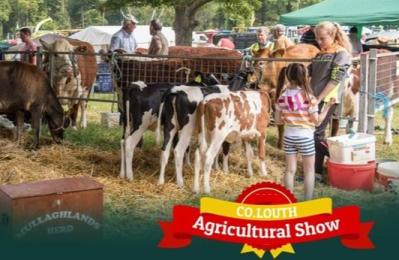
275;63;334;200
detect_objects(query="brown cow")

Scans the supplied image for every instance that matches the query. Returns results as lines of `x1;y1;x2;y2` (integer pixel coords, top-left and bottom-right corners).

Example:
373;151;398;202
40;38;97;129
254;44;320;94
168;46;242;58
135;46;242;58
253;44;319;148
0;61;69;148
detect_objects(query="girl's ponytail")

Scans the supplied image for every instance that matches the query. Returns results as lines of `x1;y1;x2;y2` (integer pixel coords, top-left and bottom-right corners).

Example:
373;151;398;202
276;66;287;103
333;22;352;54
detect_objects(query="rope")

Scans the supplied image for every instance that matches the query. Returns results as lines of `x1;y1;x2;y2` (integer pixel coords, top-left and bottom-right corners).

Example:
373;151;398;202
175;67;191;83
69;52;78;78
360;90;391;119
111;52;122;80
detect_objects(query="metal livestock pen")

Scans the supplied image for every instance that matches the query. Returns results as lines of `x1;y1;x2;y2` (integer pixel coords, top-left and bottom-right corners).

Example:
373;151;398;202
1;48;397;142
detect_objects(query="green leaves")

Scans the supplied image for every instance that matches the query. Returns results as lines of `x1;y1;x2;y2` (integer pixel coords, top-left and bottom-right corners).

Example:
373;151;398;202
252;0;322;25
0;0;323;40
0;0;11;23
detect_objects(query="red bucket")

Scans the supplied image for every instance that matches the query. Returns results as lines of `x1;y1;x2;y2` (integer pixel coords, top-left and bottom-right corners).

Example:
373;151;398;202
327;160;376;191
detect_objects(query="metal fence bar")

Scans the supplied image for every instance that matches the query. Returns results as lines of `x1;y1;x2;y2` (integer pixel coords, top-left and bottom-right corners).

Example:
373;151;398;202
36;47;43;69
58;96;118;103
376;51;399;58
359;53;369;133
49;52;55;88
367;49;378;134
1;50;315;63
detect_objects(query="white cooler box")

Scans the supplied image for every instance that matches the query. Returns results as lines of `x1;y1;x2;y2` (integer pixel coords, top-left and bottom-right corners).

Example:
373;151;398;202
327;133;376;164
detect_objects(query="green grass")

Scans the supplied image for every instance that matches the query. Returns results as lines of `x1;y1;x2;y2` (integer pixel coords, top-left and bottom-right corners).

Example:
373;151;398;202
65;123;121;150
63;93;158;150
374;104;399;160
64;100;399;160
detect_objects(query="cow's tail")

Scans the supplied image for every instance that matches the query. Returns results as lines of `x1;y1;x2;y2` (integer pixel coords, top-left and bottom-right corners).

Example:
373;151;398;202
194;100;207;192
197;101;207;156
156;89;175;146
155;102;164;145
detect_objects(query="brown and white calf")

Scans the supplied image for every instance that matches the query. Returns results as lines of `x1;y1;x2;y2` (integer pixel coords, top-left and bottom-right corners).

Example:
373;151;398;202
40;38;97;129
194;89;271;193
156;69;256;187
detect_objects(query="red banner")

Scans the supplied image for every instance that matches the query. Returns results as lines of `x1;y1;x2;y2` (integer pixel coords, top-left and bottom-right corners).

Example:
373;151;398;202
158;205;374;250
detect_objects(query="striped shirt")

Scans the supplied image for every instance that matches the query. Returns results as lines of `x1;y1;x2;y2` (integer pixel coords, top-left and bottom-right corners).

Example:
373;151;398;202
276;88;318;132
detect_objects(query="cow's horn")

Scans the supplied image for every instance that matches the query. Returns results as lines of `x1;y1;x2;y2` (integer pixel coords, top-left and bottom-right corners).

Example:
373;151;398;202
120;8;127;19
158;8;164;20
151;9;156;20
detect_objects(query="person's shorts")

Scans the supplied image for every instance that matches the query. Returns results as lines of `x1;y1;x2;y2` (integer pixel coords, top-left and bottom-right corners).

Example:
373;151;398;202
283;136;315;156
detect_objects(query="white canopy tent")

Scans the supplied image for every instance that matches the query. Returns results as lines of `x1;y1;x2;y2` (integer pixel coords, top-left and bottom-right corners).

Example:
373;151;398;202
69;25;176;52
7;33;63;52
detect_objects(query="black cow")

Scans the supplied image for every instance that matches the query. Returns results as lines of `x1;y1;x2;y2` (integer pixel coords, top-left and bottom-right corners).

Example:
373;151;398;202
0;61;68;148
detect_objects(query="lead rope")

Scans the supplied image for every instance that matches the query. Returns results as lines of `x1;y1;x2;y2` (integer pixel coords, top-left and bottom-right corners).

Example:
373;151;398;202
111;52;123;80
359;91;390;119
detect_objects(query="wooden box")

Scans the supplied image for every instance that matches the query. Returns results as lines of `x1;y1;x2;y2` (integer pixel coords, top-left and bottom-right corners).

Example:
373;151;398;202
0;176;103;240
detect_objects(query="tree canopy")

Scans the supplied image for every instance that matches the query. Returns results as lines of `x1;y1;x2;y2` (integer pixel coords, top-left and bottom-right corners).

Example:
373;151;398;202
0;0;321;43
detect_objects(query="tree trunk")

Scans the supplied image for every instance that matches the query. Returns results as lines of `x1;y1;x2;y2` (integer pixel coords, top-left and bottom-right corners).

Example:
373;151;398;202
173;0;212;46
173;8;196;46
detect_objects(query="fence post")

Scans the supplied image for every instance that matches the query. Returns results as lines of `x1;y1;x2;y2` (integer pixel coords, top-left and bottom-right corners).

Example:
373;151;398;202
358;53;369;133
336;76;345;124
36;47;43;70
367;49;377;134
49;52;55;87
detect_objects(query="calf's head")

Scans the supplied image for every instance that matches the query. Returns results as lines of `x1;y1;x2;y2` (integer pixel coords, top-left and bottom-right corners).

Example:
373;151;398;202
47;112;72;144
228;68;259;91
40;39;85;93
189;71;221;86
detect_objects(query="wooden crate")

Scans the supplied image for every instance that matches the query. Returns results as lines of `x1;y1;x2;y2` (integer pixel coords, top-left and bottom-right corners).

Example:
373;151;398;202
0;176;103;240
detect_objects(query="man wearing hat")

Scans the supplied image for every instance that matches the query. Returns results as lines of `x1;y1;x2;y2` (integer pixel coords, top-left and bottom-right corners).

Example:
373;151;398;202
148;19;169;55
110;15;139;54
272;24;294;52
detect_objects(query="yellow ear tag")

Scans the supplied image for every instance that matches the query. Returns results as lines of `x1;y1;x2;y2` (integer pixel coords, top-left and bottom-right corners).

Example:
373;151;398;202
195;75;202;83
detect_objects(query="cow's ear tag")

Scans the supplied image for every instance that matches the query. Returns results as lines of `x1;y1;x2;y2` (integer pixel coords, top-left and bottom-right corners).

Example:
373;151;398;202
247;74;251;82
195;75;202;83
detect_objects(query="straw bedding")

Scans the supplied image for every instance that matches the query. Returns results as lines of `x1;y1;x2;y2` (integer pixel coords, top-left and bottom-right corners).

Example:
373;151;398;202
0;128;396;239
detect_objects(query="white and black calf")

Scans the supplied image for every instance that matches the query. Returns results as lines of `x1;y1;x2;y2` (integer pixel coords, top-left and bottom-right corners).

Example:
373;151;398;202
120;82;172;180
194;89;271;193
120;74;220;181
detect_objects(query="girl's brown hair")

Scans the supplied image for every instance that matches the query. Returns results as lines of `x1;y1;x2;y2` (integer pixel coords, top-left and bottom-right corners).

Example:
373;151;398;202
315;21;352;53
276;63;314;103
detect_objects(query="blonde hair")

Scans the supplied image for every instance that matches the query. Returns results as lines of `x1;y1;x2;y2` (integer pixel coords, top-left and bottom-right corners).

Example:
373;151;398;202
315;21;352;54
